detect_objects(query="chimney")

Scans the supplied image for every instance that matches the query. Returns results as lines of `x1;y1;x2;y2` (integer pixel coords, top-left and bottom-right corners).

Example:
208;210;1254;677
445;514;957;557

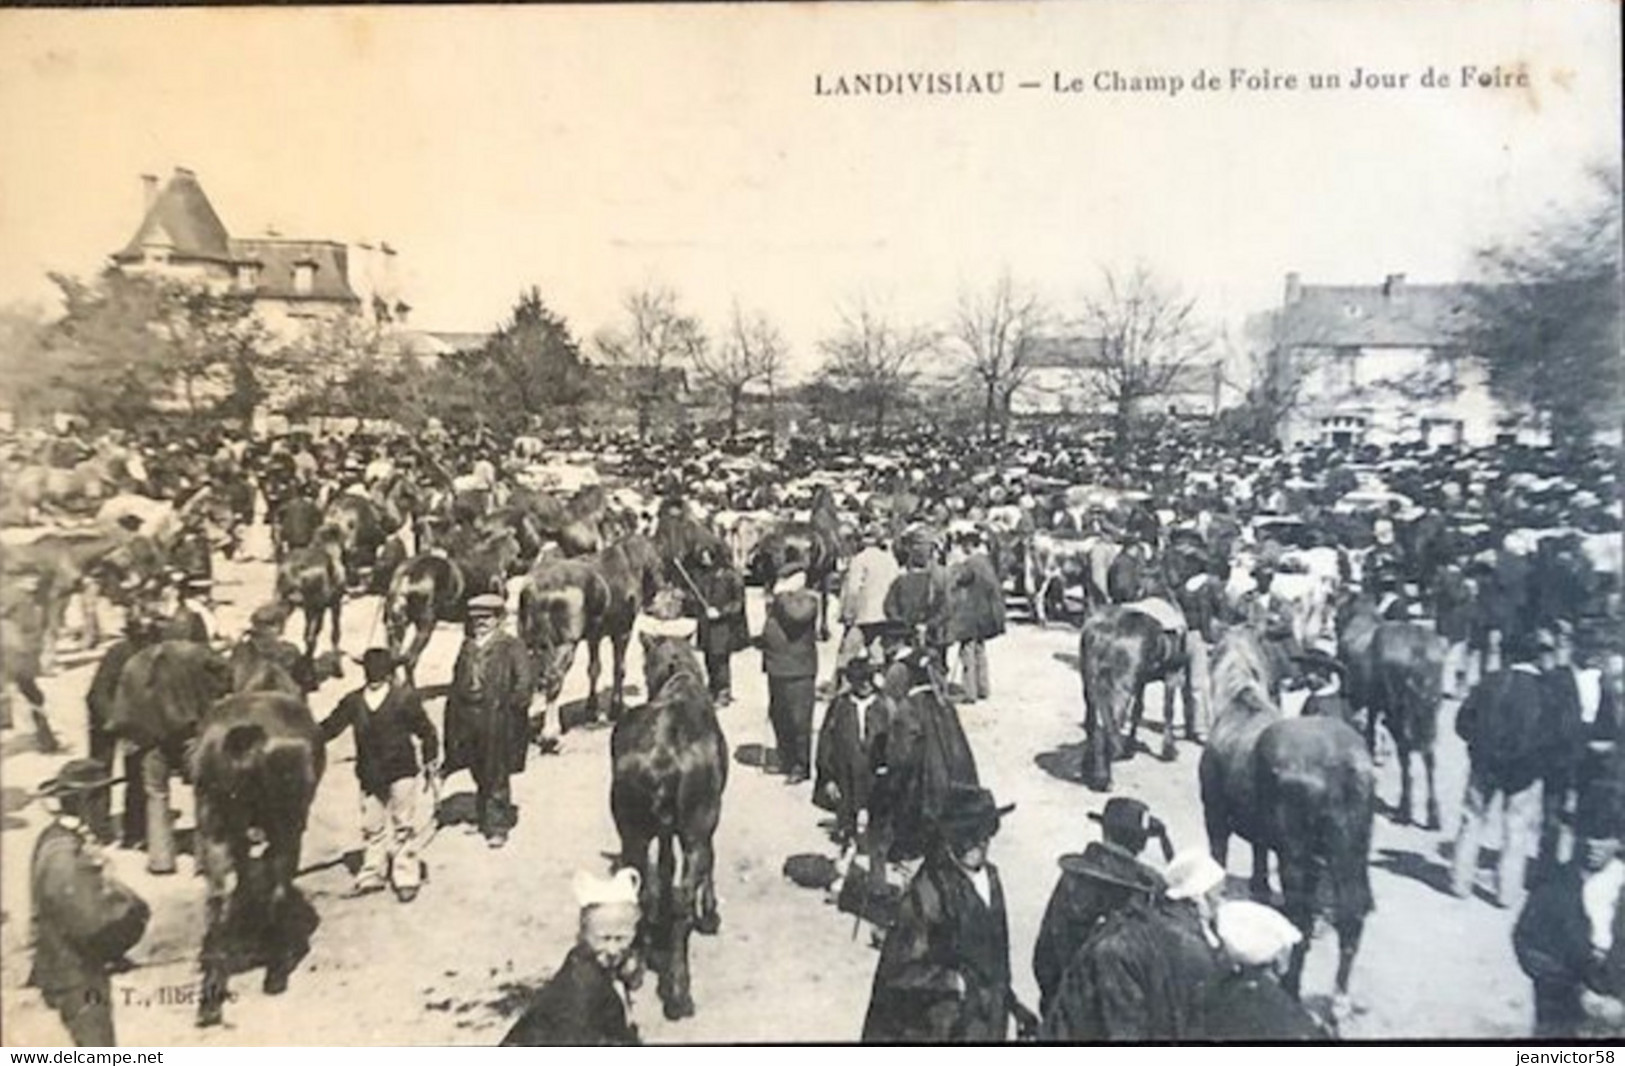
173;166;195;180
1284;272;1302;305
140;173;158;211
1383;273;1406;297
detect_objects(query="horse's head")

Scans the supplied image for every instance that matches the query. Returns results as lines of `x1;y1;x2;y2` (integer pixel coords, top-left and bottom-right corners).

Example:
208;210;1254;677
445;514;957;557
638;631;702;701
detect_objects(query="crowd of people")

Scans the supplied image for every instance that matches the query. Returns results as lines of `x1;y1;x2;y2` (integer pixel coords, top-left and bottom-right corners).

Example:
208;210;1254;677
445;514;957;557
2;411;1623;1044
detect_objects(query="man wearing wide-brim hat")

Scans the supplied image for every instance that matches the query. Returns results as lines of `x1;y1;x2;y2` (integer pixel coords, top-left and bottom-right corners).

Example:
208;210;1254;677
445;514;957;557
28;759;151;1046
862;785;1038;1043
441;593;532;848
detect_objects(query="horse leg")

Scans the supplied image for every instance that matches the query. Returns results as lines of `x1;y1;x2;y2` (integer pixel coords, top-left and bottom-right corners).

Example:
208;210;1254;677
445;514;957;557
609;631;631;721
303;606;321;665
662;835;696;1021
405;621;434;689
817;582;831;644
1395;746;1415;827
1422;746;1441;831
195;807;235;1027
1248;840;1272;903
689;829;721;936
263;833;305;996
585;638;603;722
18;676;59;754
1159;663;1179;762
1278;853;1316;1000
1032;574;1051;628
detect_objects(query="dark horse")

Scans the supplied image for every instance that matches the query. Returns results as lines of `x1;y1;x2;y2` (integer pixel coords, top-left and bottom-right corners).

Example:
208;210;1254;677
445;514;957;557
517;533;664;731
1199;626;1374;1010
611;633;727;1021
275;526;346;667
750;485;844;640
1337;593;1446;828
384;554;466;686
1076;601;1193;792
192;680;325;1026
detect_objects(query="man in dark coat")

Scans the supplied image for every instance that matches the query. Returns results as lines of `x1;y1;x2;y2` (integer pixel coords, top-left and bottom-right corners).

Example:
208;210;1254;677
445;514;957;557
814;655;896;845
502;869;642;1046
872;645;982;864
862;786;1037;1043
1514;775;1625;1037
760;559;820;783
945;531;1006;704
884;531;952;673
85;608;162;846
320;648;439;900
1040;849;1224;1041
1539;623;1588;876
441;594;532;848
29;760;151;1046
691;547;748;707
1451;633;1557;906
1031;798;1170;1015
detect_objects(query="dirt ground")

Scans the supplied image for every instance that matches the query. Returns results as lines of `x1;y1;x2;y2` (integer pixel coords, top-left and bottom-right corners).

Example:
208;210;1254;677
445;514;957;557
1;528;1536;1044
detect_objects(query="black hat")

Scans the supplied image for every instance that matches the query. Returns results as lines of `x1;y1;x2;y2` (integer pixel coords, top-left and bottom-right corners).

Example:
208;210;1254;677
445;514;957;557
776;556;806;581
1576;775;1624;841
1088;797;1158;849
841;656;877;684
37;758;120;798
1292;646;1347;678
935;784;1014;844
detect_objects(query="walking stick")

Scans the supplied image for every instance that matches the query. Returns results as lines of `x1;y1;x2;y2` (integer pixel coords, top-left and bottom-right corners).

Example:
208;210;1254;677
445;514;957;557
670;556;714;616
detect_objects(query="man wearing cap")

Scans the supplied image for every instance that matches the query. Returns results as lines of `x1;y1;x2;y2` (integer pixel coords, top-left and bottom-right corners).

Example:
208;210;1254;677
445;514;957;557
28;760;151;1046
862;785;1037;1043
1031;798;1170;1015
442;593;533;848
690;546;748;708
760;558;820;784
501;868;643;1046
945;528;1006;705
1202;900;1326;1040
1041;848;1223;1041
1451;633;1559;906
1514;776;1625;1037
319;648;439;901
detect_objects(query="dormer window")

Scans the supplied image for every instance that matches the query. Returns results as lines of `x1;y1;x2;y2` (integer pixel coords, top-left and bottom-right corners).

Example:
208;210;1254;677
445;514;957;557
293;261;316;295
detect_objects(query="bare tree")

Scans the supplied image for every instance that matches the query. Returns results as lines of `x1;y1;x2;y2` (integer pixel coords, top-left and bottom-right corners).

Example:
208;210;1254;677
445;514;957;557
594;286;706;440
816;299;935;435
693;300;787;440
1072;266;1213;451
951;272;1047;441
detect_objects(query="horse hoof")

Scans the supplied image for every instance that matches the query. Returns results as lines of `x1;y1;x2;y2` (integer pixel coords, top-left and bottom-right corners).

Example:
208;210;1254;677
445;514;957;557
1160;746;1178;763
263;971;290;996
663;997;695;1022
1392;811;1412;827
696;912;721;936
197;1008;223;1029
1083;776;1112;794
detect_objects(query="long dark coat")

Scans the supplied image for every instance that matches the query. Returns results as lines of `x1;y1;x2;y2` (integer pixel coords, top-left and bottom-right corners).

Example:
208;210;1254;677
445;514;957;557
442;630;532;782
884;565;951;649
874;682;981;863
1039;897;1220;1042
500;944;638;1046
694;565;749;658
1201;971;1326;1041
1031;842;1164;1014
814;689;896;831
946;552;1007;646
1514;862;1625;1001
28;823;150;1010
862;853;1014;1043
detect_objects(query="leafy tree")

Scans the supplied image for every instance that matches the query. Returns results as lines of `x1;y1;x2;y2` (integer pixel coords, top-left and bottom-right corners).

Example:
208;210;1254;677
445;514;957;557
0;302;60;419
950;272;1047;441
479;287;591;418
594;286;704;441
816;299;934;435
1463;166;1623;445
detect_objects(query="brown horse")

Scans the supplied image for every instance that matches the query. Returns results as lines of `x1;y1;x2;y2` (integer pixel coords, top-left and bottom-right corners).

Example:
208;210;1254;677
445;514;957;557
1199;626;1375;1009
384;554;466;686
517;533;664;730
192;684;325;1026
611;633;727;1020
276;527;346;666
1076;602;1192;791
323;493;387;587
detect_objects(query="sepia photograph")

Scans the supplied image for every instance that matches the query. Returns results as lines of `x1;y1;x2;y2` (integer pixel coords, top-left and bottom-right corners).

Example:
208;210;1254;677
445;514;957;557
0;0;1620;1047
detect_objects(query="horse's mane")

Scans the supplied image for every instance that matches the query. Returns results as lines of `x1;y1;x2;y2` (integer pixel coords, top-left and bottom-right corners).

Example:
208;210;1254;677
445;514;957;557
1210;625;1278;722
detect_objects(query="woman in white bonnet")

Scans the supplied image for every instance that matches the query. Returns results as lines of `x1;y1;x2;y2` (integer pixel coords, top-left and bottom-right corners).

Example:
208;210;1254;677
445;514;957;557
501;868;643;1045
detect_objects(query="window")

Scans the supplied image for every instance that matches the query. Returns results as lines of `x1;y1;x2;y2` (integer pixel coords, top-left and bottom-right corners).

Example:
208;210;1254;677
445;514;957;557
293;262;316;295
236;264;259;291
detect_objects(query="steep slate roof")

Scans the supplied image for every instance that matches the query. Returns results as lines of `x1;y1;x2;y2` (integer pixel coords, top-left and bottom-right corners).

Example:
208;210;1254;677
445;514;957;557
112;168;234;264
230;238;359;303
1279;279;1473;348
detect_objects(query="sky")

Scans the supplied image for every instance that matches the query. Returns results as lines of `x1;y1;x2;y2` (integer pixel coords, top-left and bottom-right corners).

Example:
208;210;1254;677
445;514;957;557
0;0;1619;383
